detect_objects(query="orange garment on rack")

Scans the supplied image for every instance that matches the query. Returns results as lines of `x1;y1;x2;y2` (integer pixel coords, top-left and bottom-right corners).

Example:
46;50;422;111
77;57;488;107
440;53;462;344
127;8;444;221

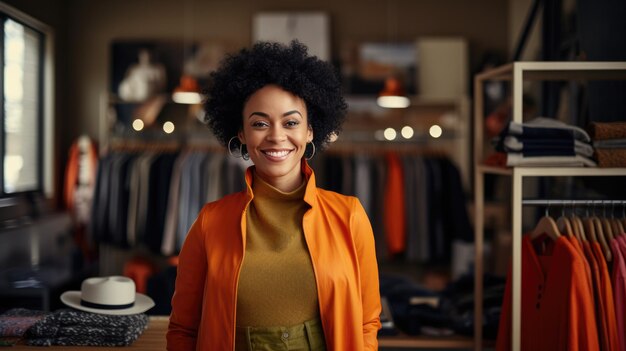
383;152;405;256
64;136;99;212
592;241;621;351
496;235;599;351
567;237;603;349
63;136;99;262
567;237;594;298
583;240;611;351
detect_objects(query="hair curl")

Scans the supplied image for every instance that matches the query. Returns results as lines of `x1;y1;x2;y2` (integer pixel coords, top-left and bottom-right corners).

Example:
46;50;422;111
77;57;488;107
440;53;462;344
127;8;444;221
204;41;347;151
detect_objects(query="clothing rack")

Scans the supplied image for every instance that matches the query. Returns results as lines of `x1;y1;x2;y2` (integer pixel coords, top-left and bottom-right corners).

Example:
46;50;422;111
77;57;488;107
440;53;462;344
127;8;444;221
92;145;249;276
522;199;626;206
315;148;472;266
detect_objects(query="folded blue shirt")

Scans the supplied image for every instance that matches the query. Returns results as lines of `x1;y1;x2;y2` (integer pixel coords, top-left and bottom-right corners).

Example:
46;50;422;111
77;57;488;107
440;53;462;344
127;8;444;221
504;117;591;142
496;136;594;157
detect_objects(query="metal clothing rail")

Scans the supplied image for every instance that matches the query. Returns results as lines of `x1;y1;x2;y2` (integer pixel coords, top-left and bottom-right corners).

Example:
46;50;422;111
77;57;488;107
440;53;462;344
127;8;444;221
522;199;626;206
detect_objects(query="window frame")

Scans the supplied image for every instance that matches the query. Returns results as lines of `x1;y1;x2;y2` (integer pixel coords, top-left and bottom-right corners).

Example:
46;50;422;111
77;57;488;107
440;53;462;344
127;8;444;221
0;2;54;212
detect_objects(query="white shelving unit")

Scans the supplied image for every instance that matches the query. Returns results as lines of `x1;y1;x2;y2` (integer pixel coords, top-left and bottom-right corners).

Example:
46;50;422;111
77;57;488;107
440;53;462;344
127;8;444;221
473;61;626;351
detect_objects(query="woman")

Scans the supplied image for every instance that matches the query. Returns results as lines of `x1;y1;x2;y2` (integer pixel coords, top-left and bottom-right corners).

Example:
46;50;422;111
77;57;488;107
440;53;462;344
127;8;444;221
167;41;381;351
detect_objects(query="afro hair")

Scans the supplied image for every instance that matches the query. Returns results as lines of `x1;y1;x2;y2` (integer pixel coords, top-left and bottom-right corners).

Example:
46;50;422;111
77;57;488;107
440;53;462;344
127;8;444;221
204;40;347;151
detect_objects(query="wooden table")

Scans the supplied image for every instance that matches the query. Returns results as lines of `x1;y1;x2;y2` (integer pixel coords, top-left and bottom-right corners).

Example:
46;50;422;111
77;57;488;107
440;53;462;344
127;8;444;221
7;316;169;350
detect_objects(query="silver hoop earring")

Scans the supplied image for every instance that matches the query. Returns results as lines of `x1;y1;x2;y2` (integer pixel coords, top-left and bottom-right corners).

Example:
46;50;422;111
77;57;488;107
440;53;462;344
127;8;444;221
241;144;250;161
227;136;242;158
305;142;316;160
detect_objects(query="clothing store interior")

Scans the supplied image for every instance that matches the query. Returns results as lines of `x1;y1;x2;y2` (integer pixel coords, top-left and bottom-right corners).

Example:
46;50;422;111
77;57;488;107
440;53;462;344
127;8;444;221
0;0;625;350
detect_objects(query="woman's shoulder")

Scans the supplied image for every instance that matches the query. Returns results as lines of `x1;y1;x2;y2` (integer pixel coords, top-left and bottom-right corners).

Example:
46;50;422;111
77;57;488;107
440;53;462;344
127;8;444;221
313;188;371;232
199;190;249;216
315;187;360;209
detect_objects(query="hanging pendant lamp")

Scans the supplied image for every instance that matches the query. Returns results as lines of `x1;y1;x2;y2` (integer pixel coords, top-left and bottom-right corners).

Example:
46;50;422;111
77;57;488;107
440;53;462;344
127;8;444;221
172;0;203;105
172;74;202;104
376;76;410;108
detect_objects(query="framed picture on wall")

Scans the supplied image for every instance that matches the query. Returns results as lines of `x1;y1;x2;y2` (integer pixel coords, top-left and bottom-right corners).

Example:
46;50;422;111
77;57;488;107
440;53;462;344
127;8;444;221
252;12;330;61
343;42;417;96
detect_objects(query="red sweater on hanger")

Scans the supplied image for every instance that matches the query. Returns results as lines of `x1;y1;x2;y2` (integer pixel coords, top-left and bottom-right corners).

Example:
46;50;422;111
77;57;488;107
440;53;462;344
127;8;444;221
496;235;599;351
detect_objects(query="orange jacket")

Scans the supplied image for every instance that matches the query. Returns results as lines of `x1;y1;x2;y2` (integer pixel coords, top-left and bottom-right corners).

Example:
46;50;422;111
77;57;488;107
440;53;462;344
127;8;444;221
167;161;382;350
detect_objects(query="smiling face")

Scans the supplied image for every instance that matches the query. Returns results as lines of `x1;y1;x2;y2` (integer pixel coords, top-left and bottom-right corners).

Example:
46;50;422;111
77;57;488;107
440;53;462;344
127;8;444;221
239;85;313;192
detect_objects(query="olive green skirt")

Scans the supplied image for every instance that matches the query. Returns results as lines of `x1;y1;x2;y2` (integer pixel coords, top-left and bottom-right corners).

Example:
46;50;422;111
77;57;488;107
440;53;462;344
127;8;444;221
235;318;326;351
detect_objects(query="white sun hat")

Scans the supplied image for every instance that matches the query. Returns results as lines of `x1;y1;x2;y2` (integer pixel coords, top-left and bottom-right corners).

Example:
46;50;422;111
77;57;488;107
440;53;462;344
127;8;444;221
60;276;155;315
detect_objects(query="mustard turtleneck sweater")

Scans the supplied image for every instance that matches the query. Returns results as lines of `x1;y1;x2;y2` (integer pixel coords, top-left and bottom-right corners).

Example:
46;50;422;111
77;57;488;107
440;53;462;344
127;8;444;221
236;173;319;327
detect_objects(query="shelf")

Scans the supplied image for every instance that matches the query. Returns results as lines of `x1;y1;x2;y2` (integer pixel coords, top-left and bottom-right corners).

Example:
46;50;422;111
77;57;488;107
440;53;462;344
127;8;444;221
476;165;513;176
475;61;626;81
379;335;494;348
514;167;626;177
477;165;626;177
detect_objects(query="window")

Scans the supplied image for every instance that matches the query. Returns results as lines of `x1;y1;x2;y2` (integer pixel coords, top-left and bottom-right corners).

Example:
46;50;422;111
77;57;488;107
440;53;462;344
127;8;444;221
0;3;53;199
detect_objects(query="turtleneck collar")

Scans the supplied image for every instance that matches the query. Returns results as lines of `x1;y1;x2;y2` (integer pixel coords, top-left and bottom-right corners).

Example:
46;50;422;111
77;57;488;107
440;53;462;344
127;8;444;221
244;159;318;208
252;170;306;201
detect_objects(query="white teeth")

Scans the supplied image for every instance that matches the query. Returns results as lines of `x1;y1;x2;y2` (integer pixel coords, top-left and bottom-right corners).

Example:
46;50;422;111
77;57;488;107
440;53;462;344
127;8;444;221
264;150;290;157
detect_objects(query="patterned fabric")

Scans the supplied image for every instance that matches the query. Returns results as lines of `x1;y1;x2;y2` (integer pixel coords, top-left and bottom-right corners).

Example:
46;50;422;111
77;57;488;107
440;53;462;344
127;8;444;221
24;309;148;346
588;121;626;140
0;308;46;337
595;148;626;167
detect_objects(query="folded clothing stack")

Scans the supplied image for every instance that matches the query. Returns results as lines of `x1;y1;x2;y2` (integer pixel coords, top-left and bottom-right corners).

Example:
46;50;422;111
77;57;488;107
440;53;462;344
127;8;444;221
24;309;148;347
588;121;626;167
493;117;596;167
0;308;46;337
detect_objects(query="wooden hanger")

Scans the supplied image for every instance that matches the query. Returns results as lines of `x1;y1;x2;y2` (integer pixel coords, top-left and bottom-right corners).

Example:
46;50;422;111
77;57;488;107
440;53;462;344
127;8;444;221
613;218;625;237
556;207;574;238
569;215;581;239
531;205;561;241
612;203;625;236
600;202;616;244
573;215;587;241
569;203;586;241
601;217;615;241
583;215;598;243
591;208;612;261
600;217;616;242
